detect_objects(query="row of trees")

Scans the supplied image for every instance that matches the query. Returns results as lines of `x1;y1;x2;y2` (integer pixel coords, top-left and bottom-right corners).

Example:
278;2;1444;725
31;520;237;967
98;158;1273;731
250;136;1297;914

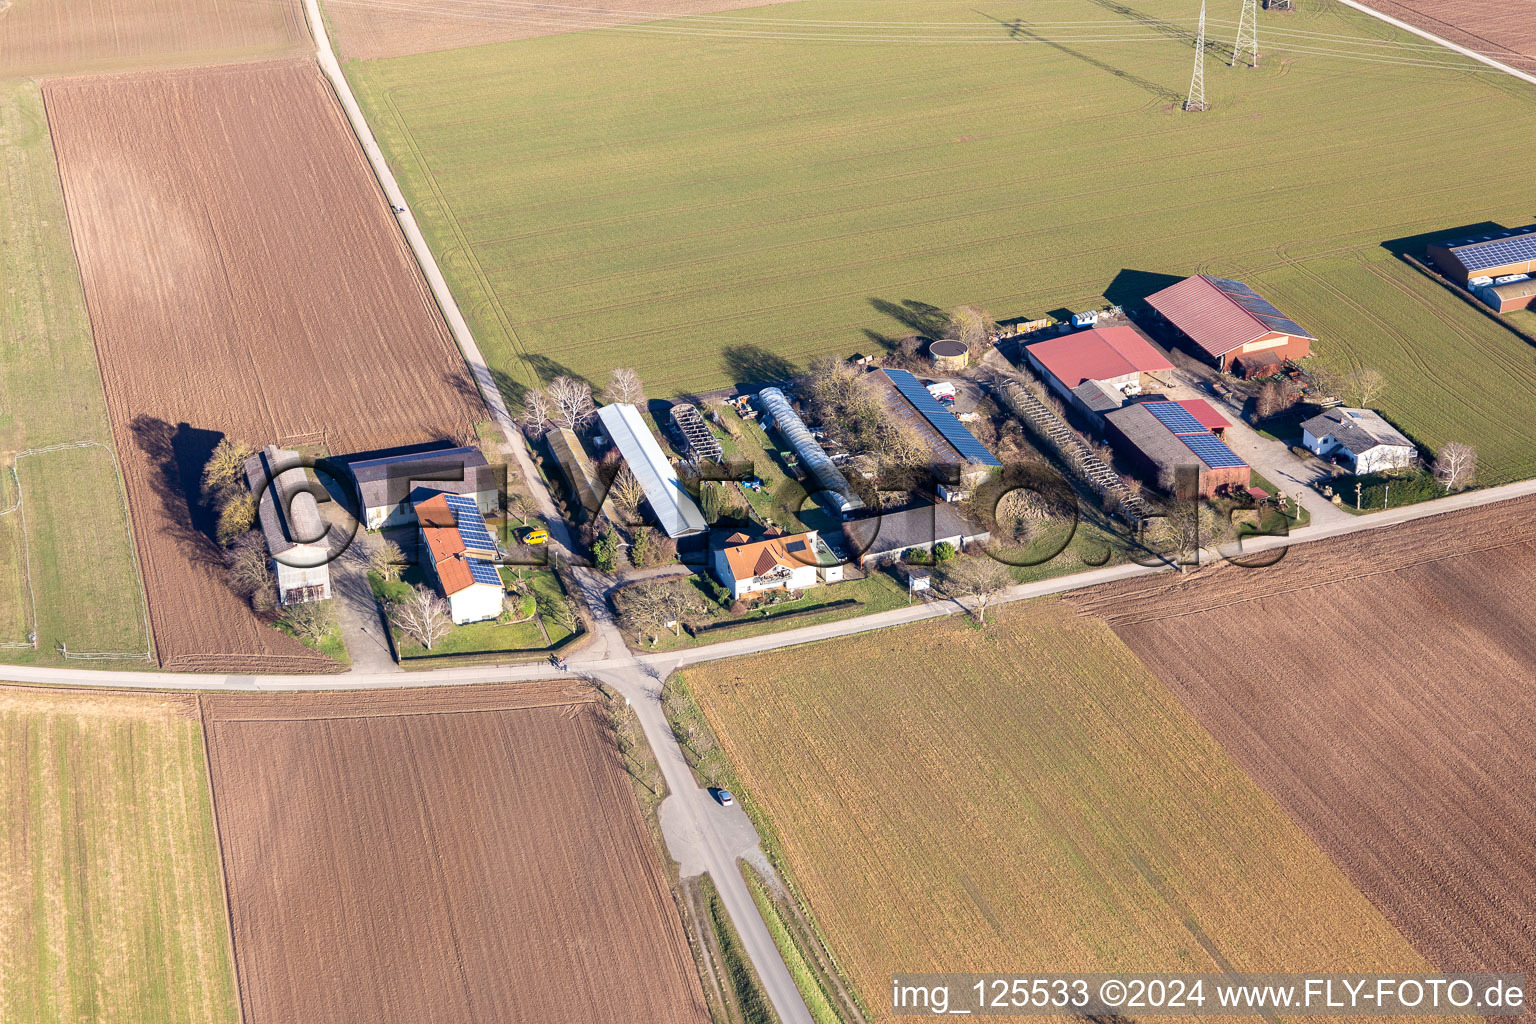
521;367;644;434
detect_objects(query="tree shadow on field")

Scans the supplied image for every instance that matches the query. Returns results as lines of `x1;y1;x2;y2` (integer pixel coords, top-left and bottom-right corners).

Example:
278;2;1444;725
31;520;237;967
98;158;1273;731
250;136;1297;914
128;415;226;568
721;345;798;390
870;297;951;338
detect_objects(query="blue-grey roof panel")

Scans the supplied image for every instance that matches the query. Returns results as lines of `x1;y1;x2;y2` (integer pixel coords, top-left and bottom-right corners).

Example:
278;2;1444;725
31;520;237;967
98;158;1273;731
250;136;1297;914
1144;401;1206;435
1207;276;1315;340
884;369;1002;467
1179;432;1247;469
1451;230;1536;273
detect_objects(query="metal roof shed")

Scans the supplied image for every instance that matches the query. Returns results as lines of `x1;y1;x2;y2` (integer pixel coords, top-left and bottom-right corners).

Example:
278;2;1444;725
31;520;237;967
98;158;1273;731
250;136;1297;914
596;403;707;537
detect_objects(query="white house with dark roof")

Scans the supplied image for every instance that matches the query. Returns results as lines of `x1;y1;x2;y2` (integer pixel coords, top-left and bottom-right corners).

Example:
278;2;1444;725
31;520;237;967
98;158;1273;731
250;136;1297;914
1301;408;1417;475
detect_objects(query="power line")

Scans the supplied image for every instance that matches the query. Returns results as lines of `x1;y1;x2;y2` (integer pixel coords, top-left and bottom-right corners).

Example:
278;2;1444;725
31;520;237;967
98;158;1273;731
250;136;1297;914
1232;0;1259;67
1186;0;1209;111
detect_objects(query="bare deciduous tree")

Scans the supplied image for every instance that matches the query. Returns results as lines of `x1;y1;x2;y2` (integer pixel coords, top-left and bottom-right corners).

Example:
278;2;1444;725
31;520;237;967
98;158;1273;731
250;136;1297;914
608;465;646;525
604;367;644;407
1432;442;1477;493
508;492;539;527
1147;499;1224;572
948;304;996;357
1255;379;1295;420
280;598;335;643
368;539;406;582
522;388;553;433
1342;367;1387;408
202;437;256;502
935;557;1013;624
226;532;274;596
548;376;596;431
390;585;452;650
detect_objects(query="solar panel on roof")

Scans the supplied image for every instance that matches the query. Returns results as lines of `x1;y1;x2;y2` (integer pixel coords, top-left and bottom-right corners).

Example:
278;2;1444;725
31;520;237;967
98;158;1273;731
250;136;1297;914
1144;401;1205;435
1455;232;1536;273
1179;432;1246;469
1209;276;1314;339
884;370;1002;467
444;493;497;549
467;558;502;587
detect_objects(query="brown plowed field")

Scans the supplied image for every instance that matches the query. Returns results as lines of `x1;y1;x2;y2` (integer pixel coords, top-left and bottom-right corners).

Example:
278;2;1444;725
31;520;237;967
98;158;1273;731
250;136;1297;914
322;0;789;59
1069;496;1536;978
1356;0;1536;73
0;0;307;78
44;60;486;672
202;682;709;1024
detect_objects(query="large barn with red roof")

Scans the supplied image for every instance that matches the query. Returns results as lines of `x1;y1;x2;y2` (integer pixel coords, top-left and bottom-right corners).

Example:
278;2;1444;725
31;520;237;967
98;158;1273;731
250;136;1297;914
1145;274;1314;376
1024;325;1174;423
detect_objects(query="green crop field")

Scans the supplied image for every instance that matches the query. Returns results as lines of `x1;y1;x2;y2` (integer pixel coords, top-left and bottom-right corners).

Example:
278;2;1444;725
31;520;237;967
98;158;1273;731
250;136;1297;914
0;82;149;663
679;600;1442;1020
347;0;1536;481
0;687;238;1024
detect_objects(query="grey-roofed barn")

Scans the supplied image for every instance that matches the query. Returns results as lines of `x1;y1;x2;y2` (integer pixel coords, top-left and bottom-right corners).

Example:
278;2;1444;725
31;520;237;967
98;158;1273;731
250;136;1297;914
341;444;500;529
244;445;332;605
840;502;990;567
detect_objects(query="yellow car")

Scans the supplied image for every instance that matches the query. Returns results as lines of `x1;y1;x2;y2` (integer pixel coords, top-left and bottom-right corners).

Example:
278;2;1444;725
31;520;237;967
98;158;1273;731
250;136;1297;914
516;526;549;545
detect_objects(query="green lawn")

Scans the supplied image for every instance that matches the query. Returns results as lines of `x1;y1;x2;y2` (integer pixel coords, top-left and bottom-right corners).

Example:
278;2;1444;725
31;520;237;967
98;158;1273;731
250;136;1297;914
348;1;1536;484
0;688;239;1024
391;566;576;658
0;82;149;662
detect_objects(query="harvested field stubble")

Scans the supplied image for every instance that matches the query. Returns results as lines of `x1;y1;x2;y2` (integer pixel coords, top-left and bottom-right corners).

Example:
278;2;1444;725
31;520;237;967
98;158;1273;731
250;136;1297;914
323;0;788;59
44;60;487;672
1069;496;1536;979
201;682;709;1024
682;602;1439;1022
1357;0;1536;72
0;685;238;1024
0;0;306;77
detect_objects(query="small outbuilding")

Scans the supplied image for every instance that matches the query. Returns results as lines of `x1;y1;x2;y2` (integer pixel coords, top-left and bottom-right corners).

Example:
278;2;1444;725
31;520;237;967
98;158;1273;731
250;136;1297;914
870;369;1000;500
1474;278;1536;313
244;445;332;605
1301;407;1417;475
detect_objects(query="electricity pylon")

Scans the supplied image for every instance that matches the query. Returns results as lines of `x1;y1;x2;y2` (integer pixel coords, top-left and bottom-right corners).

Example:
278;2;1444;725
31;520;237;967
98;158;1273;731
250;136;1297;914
1233;0;1259;66
1185;0;1209;112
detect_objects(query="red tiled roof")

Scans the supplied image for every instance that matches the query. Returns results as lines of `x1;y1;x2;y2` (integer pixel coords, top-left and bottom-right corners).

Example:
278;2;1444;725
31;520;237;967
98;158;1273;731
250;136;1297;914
414;492;457;529
420;525;464;563
1145;275;1311;358
434;553;476;596
1026;326;1173;389
1174;398;1230;431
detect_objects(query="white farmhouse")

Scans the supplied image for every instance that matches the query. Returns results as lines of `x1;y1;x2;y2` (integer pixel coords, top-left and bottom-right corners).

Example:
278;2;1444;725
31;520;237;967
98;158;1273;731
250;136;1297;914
417;492;504;625
713;530;830;601
1301;408;1418;475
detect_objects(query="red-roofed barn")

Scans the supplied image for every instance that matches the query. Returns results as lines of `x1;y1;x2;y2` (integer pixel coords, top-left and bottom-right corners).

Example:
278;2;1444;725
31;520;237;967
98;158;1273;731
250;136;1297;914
1145;275;1313;375
1024;326;1173;422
